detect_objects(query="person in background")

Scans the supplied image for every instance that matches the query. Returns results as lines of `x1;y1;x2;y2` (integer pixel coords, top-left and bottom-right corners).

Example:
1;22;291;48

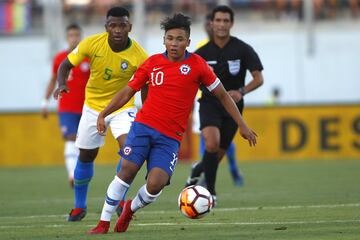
186;5;264;205
42;23;90;188
192;13;244;187
267;87;281;106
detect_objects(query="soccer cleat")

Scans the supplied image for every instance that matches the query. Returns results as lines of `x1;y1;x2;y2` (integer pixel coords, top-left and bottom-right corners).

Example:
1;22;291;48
230;170;244;187
87;220;110;234
114;200;134;233
185;176;200;187
197;175;207;188
185;162;203;187
67;208;87;222
116;200;126;217
211;195;217;208
233;175;244;187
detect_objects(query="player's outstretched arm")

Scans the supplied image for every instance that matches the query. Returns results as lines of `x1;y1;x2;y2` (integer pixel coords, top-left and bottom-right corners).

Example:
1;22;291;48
212;83;257;146
97;86;136;135
53;58;74;100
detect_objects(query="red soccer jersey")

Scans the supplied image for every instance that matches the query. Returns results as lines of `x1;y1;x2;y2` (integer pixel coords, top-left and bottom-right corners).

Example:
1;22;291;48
128;52;220;141
52;50;90;113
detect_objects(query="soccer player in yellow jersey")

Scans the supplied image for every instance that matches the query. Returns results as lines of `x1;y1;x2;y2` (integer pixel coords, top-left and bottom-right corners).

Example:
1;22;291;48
54;7;148;222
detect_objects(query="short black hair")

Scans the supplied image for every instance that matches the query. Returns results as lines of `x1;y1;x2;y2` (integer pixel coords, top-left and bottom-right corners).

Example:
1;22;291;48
160;13;191;36
211;5;234;22
66;23;81;32
106;6;130;18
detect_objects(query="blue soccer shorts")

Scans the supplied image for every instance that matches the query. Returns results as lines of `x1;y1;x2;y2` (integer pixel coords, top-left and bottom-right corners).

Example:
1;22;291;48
119;122;180;177
58;112;82;138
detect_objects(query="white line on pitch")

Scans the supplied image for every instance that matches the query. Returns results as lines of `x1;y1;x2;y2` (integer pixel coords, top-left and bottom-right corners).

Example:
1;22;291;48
0;202;359;220
1;219;360;229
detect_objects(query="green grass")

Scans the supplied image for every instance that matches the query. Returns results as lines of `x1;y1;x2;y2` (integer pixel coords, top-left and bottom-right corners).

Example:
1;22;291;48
1;160;360;240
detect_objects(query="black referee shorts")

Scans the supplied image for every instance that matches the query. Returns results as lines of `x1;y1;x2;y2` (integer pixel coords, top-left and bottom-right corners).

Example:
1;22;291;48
199;98;244;150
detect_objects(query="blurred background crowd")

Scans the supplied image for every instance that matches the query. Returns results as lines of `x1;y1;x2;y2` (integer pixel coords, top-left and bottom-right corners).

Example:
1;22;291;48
1;0;359;35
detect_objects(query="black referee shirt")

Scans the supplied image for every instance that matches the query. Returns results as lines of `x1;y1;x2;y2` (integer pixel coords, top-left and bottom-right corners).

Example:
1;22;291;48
196;36;263;98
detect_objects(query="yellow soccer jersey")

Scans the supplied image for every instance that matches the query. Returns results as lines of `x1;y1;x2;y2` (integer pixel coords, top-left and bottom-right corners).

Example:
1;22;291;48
68;32;148;112
195;38;209;50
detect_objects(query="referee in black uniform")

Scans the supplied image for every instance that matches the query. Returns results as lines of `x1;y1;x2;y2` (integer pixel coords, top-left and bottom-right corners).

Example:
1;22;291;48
186;5;264;204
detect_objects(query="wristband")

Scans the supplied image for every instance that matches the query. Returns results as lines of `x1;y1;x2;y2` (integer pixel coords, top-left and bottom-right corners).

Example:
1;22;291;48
239;87;246;96
41;99;49;108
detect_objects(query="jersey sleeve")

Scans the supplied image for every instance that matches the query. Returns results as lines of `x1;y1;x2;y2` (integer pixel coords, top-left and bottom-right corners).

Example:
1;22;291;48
198;57;220;92
128;59;150;91
195;38;209;50
243;45;264;72
131;40;148;68
67;38;91;67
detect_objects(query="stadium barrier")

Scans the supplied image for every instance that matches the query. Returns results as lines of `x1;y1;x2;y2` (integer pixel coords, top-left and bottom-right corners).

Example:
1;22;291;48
229;104;360;161
0;104;359;166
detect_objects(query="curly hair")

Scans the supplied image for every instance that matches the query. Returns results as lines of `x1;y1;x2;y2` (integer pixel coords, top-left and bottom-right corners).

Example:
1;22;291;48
160;13;191;36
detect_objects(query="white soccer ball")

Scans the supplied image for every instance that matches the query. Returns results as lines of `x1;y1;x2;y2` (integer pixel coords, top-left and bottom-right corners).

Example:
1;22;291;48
178;185;213;219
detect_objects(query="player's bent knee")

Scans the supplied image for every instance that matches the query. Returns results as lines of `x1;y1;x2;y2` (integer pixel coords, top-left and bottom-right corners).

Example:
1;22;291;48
205;142;220;153
79;148;99;162
146;168;169;194
117;159;140;183
146;181;164;195
203;135;220;152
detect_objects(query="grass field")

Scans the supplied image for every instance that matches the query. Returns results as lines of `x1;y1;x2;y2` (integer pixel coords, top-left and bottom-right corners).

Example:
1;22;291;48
0;160;360;240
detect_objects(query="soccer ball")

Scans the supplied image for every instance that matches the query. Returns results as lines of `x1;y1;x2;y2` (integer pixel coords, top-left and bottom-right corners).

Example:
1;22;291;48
178;185;213;219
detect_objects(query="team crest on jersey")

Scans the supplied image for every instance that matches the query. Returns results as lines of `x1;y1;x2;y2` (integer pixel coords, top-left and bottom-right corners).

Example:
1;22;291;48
228;59;241;76
179;64;191;75
121;61;128;70
123;146;132;155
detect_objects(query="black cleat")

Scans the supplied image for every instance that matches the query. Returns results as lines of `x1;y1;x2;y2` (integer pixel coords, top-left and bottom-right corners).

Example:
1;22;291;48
185;162;203;187
67;208;86;222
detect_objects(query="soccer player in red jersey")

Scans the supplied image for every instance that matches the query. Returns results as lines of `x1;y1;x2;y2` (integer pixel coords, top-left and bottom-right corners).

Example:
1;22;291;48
41;23;89;188
88;13;257;234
